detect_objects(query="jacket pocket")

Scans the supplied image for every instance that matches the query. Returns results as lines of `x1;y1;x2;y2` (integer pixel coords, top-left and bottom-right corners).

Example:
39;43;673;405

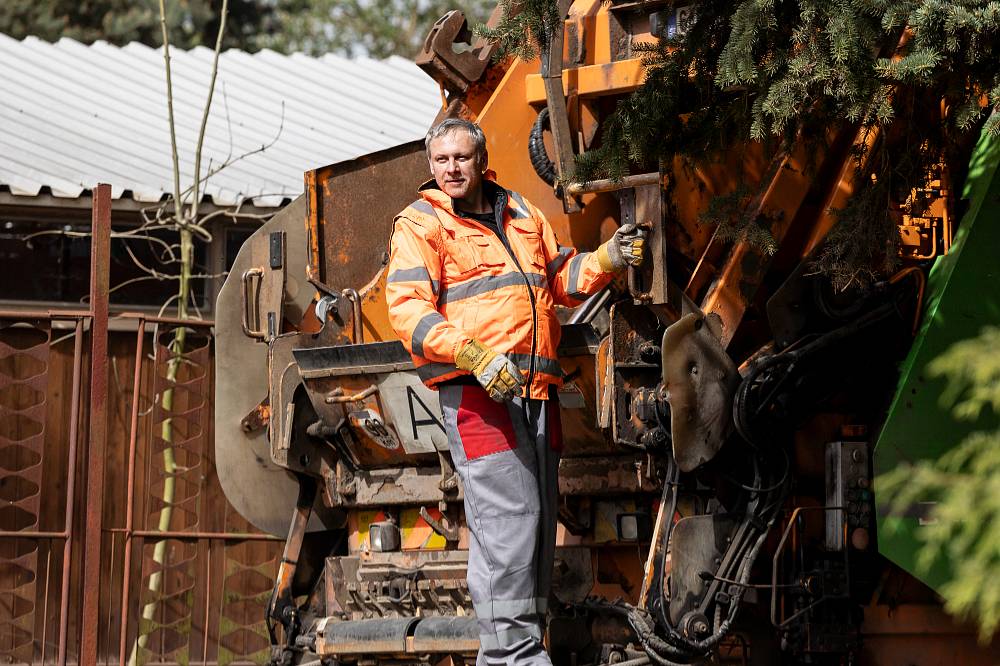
448;234;503;275
507;220;545;272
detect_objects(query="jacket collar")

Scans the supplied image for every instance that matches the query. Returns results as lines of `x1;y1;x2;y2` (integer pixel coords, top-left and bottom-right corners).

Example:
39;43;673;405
418;170;508;220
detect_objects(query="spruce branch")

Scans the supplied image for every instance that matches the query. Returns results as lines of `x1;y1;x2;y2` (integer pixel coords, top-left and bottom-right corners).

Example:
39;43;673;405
474;0;560;62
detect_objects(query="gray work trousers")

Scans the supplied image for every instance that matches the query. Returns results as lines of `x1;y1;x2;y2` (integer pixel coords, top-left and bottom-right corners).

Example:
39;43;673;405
439;384;562;666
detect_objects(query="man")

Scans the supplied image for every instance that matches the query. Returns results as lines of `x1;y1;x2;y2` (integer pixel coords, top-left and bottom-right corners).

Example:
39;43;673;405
386;119;644;665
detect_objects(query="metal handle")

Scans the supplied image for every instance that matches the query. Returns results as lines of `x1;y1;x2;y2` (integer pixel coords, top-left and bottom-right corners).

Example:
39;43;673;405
241;267;265;340
341;288;363;343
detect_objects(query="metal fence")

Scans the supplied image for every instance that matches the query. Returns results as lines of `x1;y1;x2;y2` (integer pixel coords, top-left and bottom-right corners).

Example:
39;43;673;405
0;185;282;666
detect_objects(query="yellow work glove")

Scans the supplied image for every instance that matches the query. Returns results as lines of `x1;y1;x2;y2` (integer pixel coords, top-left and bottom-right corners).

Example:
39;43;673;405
455;340;526;402
596;223;646;272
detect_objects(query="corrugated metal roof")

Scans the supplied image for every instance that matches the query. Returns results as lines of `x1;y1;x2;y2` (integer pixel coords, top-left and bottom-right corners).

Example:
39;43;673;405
0;34;442;207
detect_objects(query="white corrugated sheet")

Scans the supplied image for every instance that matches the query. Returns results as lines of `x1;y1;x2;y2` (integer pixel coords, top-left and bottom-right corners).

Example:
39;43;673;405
0;34;442;207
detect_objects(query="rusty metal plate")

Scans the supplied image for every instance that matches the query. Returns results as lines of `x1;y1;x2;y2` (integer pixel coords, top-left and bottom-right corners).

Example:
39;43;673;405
306;141;429;294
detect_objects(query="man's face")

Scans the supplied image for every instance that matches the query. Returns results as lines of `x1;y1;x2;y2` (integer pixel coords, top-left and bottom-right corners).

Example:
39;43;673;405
427;130;486;206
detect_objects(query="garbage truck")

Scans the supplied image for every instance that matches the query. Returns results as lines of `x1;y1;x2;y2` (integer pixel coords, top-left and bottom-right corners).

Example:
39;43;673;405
214;2;1000;663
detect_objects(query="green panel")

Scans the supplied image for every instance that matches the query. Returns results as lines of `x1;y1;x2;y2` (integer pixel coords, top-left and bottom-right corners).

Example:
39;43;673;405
875;126;1000;591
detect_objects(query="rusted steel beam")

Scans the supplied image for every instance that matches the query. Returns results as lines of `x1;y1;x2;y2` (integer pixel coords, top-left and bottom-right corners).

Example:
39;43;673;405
80;183;112;666
0;530;68;539
114;312;214;327
117;318;146;666
57;317;83;666
106;528;283;541
0;308;92;321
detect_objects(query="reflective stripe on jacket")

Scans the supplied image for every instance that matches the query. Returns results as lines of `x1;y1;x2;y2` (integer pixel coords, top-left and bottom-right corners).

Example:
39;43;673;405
386;174;613;399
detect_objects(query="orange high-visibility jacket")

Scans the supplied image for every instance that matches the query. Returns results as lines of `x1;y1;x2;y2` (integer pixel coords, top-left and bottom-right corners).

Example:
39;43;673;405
386;174;614;400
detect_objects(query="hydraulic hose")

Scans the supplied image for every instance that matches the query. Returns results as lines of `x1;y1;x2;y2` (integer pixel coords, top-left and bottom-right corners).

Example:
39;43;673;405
642;451;789;662
529;107;558;187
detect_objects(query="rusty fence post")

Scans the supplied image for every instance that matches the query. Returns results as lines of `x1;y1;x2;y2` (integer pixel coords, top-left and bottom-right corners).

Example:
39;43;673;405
57;316;85;666
117;318;145;666
80;183;112;666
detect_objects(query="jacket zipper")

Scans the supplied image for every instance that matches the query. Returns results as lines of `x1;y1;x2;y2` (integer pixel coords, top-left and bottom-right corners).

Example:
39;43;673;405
494;217;538;400
457;195;538;399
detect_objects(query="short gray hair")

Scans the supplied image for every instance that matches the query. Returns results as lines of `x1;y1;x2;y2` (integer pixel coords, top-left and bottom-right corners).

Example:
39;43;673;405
424;119;487;161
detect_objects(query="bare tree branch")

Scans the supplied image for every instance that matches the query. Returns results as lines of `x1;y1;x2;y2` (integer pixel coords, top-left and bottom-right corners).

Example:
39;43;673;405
179;101;286;207
189;0;229;226
159;0;183;221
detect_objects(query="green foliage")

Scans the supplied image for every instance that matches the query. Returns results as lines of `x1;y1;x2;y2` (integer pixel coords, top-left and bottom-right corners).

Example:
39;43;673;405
814;171;899;290
928;326;1000;419
0;0;493;59
878;326;1000;640
479;0;1000;288
474;0;561;62
0;0;278;51
698;185;779;255
264;0;493;58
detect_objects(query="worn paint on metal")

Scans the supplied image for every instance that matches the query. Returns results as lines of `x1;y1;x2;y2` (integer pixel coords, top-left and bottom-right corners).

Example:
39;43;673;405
525;59;646;104
80;183;111;666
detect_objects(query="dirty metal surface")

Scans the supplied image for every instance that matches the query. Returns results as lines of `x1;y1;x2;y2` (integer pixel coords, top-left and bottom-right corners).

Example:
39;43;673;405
694;130;850;349
609;301;664;448
269;333;332;472
558;455;660;496
667;513;737;627
295;341;415;379
628;184;669;305
375;372;449;454
331;465;462;507
410;616;480;653
551;547;594;603
316;616;420;654
0;318;50;663
240;228;287;341
81;184;111;666
216;197;336;536
662;313;739;472
329;453;660;509
327;551;471;620
306;141;428;295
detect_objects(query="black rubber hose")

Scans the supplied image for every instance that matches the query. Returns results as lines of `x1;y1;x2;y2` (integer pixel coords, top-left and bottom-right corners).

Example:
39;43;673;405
529;107;558;187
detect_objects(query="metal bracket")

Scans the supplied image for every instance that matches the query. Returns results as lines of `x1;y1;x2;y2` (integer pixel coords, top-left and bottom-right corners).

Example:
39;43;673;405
420;506;460;542
240;397;271;433
437;451;459;493
415;11;493;94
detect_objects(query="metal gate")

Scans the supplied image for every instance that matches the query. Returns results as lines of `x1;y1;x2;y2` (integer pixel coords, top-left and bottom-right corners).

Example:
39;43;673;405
0;185;282;666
